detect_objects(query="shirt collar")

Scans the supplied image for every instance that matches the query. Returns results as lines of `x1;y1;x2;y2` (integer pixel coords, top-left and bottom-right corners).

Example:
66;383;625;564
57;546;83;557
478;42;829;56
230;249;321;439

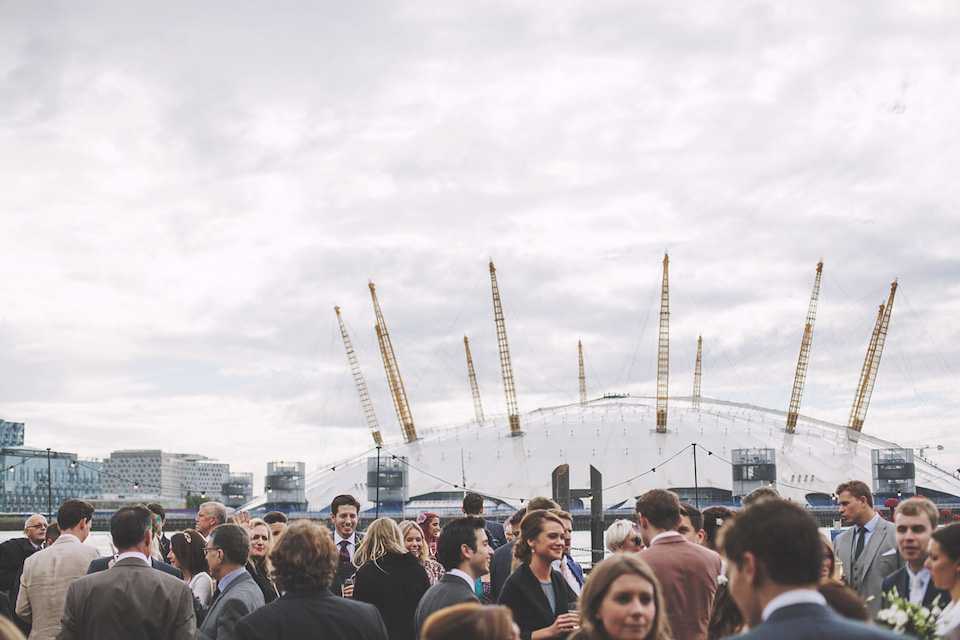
335;532;356;545
57;533;81;544
762;588;827;621
447;568;476;588
862;512;881;532
650;531;683;544
116;551;150;565
907;566;930;582
218;565;249;591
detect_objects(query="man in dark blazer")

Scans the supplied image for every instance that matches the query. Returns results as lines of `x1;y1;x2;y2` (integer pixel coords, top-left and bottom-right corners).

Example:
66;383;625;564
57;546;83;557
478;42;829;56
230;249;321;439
0;514;45;634
882;497;951;609
329;494;364;597
636;489;722;640
834;480;903;617
234;520;387;640
462;492;506;549
198;524;264;640
415;516;494;637
57;505;195;640
725;499;901;640
86;554;182;579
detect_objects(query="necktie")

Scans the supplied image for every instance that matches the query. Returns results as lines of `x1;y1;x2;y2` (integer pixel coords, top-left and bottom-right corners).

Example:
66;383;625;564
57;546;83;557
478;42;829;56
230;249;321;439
854;526;866;561
910;574;924;605
339;540;350;564
212;586;220;602
561;559;569;580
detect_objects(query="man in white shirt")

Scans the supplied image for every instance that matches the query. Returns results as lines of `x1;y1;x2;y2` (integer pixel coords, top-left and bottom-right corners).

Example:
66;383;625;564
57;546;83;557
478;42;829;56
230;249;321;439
330;494;363;597
833;480;903;616
882;497;950;609
414;516;494;637
725;499;901;640
552;511;584;597
58;505;195;639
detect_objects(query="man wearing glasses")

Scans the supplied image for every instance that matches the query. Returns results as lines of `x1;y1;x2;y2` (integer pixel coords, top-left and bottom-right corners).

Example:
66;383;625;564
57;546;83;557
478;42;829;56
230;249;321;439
0;514;47;635
198;524;264;640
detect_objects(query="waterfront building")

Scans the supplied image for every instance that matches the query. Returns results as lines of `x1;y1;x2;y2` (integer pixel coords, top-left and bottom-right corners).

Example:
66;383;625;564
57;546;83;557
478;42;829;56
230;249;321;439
0;447;101;513
100;450;231;502
263;461;307;511
222;472;254;508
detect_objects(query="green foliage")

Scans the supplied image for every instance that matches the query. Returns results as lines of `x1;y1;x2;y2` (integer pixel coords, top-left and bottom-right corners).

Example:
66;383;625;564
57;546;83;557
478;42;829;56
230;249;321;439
185;494;205;509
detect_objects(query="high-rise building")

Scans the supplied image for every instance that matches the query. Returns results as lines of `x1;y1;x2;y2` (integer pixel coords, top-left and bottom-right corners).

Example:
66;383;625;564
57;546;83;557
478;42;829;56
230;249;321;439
0;447;101;513
222;472;254;508
101;450;231;502
264;461;307;511
0;420;25;447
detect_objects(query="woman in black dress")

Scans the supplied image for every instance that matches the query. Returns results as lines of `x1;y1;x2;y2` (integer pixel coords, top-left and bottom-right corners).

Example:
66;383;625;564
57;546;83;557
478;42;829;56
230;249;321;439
352;517;431;640
498;509;579;640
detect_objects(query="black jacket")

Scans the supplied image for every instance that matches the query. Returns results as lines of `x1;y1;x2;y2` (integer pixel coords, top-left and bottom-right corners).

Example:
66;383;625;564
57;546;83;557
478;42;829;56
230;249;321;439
0;537;38;596
235;589;387;640
353;552;430;640
498;562;575;640
246;558;279;604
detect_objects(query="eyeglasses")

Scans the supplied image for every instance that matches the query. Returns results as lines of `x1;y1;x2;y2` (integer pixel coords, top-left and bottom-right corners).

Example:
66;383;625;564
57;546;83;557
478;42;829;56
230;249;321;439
202;547;221;556
26;524;48;530
632;536;644;547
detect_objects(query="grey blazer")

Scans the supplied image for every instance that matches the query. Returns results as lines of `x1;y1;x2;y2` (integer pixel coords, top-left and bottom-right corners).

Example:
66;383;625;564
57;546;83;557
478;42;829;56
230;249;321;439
57;557;195;640
414;573;478;638
835;517;903;617
198;571;265;640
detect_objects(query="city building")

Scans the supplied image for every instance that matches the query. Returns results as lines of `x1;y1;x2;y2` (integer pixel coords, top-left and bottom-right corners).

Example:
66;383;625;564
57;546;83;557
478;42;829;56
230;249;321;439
263;461;307;511
222;472;254;508
0;420;101;513
100;450;230;503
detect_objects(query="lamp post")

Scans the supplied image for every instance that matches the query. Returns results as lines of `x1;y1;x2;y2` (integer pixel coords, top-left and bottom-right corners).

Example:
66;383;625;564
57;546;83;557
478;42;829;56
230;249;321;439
375;445;382;518
692;443;700;508
46;448;53;519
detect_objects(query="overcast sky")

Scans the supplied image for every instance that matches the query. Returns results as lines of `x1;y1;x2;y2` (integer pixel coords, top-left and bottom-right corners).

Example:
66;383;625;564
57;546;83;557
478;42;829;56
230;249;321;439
2;1;959;494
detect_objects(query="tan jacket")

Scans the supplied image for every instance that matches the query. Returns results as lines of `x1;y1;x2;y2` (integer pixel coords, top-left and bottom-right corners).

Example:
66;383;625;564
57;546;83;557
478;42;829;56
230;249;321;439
16;535;101;640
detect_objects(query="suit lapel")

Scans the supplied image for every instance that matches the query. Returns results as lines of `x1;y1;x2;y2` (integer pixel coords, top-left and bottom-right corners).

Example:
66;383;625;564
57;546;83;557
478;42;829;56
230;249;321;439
855;520;887;570
521;564;555;621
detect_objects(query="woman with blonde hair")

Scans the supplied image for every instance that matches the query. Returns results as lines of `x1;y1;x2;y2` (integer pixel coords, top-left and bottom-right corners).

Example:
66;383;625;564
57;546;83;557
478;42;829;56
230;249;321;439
353;517;431;640
421;602;520;640
399;520;444;585
570;553;671;640
246;517;280;603
604;520;644;554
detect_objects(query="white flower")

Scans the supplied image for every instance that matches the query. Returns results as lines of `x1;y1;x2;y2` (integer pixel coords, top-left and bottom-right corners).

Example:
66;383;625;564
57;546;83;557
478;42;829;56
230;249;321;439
717;574;728;585
877;608;892;623
919;607;930;619
894;609;909;630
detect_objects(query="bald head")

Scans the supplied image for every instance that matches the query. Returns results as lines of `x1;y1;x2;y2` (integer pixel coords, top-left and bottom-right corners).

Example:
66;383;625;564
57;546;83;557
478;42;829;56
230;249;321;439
24;514;48;546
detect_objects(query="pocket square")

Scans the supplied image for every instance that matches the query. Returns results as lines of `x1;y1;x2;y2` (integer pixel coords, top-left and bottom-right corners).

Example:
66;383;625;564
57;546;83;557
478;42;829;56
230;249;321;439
881;548;898;557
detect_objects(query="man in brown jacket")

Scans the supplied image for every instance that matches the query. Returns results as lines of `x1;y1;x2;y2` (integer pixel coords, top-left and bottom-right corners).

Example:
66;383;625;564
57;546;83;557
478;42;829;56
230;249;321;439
636;489;723;640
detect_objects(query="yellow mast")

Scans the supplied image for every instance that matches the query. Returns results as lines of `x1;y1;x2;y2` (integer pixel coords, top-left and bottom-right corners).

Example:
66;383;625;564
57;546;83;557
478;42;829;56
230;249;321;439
656;253;669;433
786;260;824;433
334;306;382;446
692;335;702;409
848;280;898;432
489;261;522;437
464;336;485;426
369;282;417;442
578;340;587;407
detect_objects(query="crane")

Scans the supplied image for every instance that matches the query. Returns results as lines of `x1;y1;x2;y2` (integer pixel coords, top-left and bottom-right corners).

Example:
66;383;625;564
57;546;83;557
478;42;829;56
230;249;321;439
334;306;382;446
369;282;417;442
848;280;898;433
786;260;824;433
578;340;587;407
464;336;485;426
656;252;669;433
692;335;702;409
489;261;522;437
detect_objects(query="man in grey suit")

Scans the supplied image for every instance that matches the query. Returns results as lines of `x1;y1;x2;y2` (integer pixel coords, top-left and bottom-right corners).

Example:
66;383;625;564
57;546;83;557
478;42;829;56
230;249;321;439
414;516;494;637
726;499;901;640
833;480;903;617
57;505;195;640
198;523;264;640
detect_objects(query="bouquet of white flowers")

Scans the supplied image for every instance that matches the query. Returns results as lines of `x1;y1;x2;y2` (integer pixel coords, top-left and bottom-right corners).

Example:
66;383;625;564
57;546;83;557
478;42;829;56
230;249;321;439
876;588;943;640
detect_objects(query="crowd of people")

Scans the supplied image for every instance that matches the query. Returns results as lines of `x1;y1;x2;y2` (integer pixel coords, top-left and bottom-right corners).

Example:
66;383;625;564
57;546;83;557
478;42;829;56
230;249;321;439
0;483;958;640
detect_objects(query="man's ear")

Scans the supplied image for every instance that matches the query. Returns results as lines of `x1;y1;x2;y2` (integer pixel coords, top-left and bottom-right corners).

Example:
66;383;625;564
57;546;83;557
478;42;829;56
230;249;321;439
143;528;153;548
741;551;760;587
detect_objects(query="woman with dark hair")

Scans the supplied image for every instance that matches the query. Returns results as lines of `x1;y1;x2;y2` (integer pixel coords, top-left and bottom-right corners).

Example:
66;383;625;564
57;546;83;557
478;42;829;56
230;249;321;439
399;520;444;585
421;602;520;640
570;554;670;640
234;520;388;640
705;507;740;640
246;517;280;603
416;512;441;558
700;506;734;553
928;523;960;638
498;509;578;640
167;528;215;606
353;517;431;640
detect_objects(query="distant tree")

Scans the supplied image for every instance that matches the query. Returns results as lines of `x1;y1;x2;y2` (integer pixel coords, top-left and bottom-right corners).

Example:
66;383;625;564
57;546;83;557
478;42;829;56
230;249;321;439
186;494;205;509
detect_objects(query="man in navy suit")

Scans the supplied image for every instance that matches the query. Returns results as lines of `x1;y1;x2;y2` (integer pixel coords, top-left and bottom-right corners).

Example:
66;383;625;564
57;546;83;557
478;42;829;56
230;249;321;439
882;497;951;609
725;500;901;640
461;492;506;550
554;511;584;597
